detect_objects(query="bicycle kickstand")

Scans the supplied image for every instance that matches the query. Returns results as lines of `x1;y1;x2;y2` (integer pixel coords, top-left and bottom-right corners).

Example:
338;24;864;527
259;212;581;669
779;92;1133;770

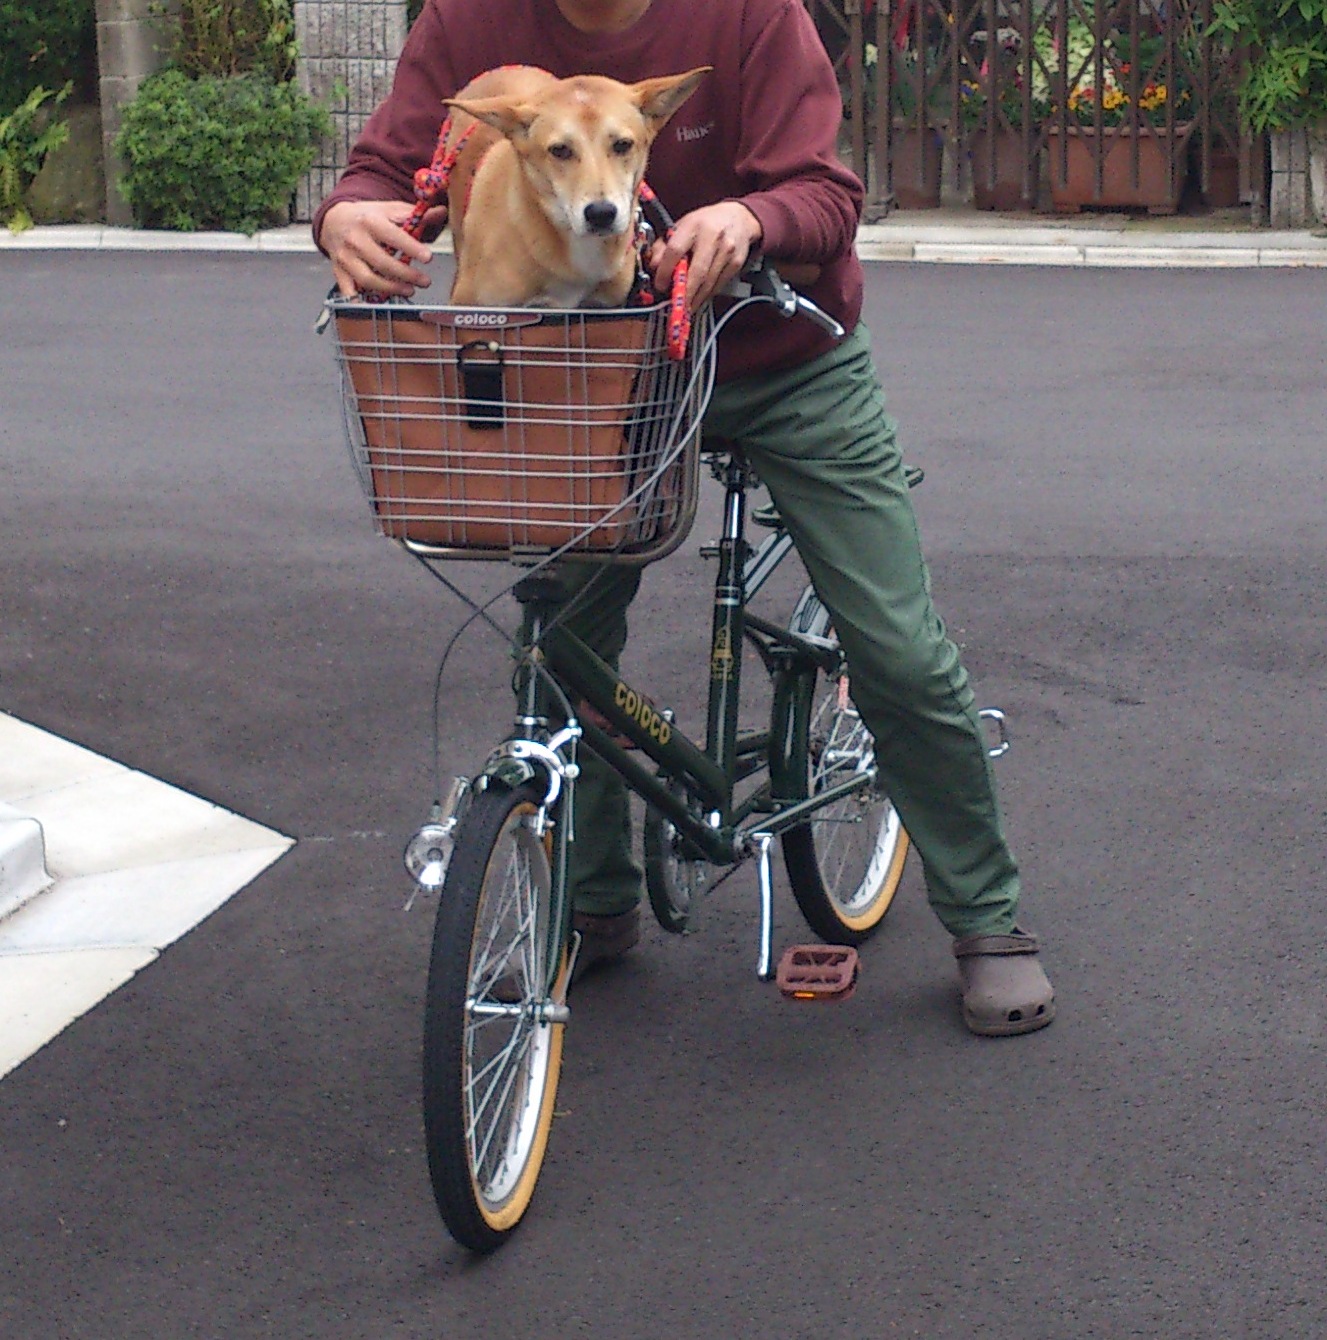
750;831;860;1003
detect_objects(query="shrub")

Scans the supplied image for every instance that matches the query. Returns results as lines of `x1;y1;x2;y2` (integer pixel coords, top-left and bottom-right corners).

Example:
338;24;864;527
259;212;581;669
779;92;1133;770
1211;0;1327;130
0;1;95;114
0;84;71;232
173;0;298;82
115;70;330;233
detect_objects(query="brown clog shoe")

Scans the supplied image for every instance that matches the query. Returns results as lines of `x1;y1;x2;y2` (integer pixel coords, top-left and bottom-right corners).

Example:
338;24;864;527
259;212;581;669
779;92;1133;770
952;927;1055;1036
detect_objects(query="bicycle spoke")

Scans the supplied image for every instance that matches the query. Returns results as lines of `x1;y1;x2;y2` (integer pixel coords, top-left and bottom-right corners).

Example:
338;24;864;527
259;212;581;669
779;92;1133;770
472;841;539;1000
468;1025;535;1181
473;847;525;989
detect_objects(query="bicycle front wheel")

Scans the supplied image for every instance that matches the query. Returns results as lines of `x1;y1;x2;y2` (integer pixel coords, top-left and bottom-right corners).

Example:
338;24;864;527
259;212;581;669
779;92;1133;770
782;668;909;944
422;781;566;1253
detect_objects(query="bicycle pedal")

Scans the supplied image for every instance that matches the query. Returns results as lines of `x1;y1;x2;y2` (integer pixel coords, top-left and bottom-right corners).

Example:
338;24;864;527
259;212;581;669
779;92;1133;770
775;945;859;1002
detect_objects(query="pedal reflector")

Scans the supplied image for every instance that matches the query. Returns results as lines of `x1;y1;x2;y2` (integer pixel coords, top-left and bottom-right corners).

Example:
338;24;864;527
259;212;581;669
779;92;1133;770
776;945;859;1002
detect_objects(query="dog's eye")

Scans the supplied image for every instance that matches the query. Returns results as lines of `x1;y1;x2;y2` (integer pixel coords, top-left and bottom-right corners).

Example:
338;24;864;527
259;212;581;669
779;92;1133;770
611;138;634;156
549;143;575;161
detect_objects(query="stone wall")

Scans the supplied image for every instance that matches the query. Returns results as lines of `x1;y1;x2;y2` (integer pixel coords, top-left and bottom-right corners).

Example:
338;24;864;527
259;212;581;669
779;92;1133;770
1268;124;1327;228
294;0;409;222
94;0;177;226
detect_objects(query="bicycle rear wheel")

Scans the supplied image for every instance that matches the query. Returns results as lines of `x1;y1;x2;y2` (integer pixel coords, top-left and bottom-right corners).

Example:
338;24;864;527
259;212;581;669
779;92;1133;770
422;781;566;1252
782;666;909;944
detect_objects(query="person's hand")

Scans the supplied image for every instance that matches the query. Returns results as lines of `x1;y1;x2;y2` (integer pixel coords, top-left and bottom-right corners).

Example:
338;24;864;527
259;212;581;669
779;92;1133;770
319;199;446;298
648;200;763;312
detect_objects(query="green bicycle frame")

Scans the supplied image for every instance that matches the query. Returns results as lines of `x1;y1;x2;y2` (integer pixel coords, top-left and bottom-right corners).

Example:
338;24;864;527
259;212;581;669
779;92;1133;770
506;454;874;870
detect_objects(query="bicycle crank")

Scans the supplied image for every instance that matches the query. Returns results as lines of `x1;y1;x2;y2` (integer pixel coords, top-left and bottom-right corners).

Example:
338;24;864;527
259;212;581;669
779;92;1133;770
750;830;860;1002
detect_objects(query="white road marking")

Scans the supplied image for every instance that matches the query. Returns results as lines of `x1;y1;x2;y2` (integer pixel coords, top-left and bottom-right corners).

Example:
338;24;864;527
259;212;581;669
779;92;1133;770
0;713;293;1079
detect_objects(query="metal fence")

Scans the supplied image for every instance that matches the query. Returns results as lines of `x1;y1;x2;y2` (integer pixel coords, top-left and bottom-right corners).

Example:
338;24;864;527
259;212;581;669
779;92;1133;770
807;0;1255;218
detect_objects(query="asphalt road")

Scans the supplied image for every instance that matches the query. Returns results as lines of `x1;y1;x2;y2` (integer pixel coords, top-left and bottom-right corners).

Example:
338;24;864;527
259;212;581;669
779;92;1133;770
2;252;1326;1339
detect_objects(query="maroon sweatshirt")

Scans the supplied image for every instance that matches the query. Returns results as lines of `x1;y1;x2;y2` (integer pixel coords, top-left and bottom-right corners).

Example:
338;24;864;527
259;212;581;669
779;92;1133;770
314;0;865;383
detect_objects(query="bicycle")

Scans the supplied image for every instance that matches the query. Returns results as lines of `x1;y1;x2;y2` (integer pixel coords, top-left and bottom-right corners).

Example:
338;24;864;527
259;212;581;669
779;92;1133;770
325;257;1008;1254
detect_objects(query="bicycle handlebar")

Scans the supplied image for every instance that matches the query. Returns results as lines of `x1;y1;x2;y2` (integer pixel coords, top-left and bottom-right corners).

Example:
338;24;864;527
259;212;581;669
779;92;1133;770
730;260;846;340
637;185;845;342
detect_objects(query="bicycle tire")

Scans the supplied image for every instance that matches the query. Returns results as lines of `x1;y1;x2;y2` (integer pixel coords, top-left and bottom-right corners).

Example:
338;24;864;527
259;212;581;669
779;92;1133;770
782;648;909;945
422;781;566;1253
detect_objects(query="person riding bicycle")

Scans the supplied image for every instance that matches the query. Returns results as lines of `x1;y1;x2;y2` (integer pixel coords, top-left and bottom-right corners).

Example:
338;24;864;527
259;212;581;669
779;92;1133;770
315;0;1056;1036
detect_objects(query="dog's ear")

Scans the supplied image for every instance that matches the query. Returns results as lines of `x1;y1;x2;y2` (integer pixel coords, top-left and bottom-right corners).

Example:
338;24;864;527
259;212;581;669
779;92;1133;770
630;67;712;138
445;94;537;141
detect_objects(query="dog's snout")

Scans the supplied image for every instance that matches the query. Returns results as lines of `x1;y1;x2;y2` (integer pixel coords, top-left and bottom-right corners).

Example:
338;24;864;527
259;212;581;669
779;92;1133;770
583;201;619;234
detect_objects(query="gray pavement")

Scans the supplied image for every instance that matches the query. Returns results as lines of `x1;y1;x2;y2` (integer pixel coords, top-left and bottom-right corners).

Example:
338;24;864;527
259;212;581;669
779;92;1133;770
2;249;1326;1338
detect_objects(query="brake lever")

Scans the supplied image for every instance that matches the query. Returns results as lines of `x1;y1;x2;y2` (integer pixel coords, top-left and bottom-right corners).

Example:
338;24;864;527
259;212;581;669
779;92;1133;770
735;261;846;339
742;262;799;318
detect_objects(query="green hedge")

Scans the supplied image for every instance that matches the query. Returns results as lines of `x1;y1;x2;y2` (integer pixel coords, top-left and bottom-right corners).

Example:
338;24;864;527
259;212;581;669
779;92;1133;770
116;70;330;233
0;0;95;114
1211;0;1327;129
173;0;297;82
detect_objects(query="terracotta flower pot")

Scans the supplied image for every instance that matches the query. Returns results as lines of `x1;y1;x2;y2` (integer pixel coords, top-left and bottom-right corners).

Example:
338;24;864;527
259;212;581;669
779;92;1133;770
1203;149;1241;208
968;128;1039;211
890;124;943;209
1047;124;1193;214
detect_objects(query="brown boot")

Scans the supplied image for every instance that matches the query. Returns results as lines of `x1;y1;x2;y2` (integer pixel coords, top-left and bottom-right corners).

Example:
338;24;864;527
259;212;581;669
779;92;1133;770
952;927;1055;1037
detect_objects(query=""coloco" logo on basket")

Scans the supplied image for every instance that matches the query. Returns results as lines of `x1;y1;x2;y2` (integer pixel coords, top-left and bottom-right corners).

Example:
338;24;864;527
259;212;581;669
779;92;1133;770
442;311;545;329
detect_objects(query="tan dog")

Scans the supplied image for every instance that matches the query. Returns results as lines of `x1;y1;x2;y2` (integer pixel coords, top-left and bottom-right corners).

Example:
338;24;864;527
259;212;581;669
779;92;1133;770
441;65;709;308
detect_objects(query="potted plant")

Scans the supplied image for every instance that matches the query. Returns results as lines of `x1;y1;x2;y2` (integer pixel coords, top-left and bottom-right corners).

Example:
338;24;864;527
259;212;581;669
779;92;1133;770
961;31;1049;211
1039;17;1194;213
1210;0;1327;224
878;40;945;209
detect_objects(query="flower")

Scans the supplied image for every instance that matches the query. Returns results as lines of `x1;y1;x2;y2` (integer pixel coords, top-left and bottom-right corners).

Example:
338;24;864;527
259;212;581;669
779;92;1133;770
960;73;1050;131
957;28;1050;132
1036;18;1192;128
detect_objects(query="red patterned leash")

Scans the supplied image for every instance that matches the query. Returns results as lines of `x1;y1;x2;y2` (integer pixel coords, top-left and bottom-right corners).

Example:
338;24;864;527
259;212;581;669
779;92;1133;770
354;113;476;306
637;181;690;361
402;114;475;241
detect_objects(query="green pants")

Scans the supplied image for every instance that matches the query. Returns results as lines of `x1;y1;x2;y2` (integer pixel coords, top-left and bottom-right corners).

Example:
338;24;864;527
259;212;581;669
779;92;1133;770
559;324;1021;939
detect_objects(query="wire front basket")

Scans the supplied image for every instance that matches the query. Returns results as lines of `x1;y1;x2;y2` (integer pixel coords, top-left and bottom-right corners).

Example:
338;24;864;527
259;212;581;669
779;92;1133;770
329;297;716;564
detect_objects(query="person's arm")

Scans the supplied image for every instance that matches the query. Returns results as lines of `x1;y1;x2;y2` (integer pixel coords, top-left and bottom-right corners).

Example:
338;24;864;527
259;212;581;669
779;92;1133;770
732;1;863;264
651;0;861;310
313;2;458;295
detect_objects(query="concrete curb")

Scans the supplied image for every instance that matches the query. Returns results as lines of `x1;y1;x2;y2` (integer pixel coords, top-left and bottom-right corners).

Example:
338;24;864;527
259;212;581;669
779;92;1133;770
0;713;294;1080
0;803;53;923
4;220;1327;267
855;222;1327;268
